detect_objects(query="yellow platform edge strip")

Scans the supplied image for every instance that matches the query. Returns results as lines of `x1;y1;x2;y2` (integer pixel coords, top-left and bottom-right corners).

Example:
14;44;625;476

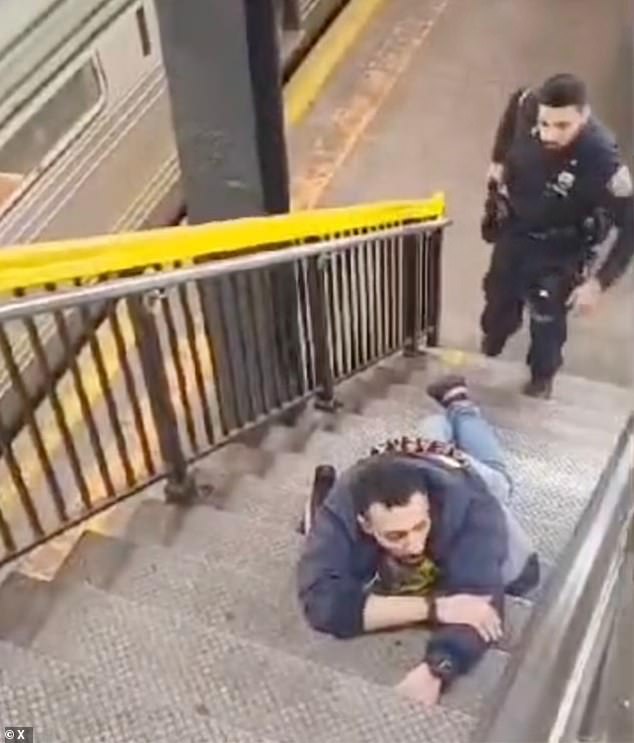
0;195;445;294
284;0;387;126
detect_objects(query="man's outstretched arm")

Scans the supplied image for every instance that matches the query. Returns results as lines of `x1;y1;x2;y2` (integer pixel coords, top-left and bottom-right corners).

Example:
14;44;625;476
570;153;634;313
595;172;634;290
396;491;508;707
424;495;507;677
297;506;368;638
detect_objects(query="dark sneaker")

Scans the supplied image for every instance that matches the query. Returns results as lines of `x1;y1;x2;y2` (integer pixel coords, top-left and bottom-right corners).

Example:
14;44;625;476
299;465;337;535
522;376;553;399
481;334;505;357
427;374;469;408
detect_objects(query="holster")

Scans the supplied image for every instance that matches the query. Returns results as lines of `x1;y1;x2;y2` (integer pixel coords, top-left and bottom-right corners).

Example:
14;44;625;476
481;181;512;243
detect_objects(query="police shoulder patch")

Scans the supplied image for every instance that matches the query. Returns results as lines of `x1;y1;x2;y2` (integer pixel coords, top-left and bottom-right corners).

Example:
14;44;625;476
607;165;633;198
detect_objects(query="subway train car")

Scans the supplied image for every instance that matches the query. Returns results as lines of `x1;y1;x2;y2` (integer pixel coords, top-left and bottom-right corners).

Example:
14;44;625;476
0;0;346;439
0;0;345;245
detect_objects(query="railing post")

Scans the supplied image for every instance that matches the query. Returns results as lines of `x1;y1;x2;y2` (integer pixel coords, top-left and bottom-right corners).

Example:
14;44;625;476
577;627;613;742
403;231;423;356
307;255;339;411
604;511;634;742
578;510;634;742
128;294;198;503
283;0;302;30
426;227;443;347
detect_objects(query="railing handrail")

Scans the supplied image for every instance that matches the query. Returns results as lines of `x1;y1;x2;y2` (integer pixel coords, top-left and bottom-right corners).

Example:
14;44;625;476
474;413;634;743
0;213;446;564
0;219;448;322
0;196;446;294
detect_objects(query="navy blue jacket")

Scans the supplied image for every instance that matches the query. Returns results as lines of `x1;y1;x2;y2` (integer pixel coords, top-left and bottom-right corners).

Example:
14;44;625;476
297;453;508;683
492;88;634;289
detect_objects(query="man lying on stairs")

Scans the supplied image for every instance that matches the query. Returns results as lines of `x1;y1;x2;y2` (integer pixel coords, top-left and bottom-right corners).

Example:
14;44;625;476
296;374;540;706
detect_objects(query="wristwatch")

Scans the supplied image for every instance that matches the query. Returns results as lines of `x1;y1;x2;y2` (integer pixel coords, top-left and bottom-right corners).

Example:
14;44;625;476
427;595;440;624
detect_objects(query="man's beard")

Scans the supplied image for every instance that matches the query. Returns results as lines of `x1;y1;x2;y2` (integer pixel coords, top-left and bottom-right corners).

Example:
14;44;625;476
541;140;565;151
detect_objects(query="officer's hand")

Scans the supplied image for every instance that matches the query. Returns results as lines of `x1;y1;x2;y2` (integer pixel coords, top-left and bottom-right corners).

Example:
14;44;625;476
486;162;504;185
568;278;602;315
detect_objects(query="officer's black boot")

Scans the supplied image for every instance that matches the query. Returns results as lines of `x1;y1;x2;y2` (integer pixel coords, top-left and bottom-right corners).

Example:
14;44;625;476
524;315;565;400
481;334;506;357
522;375;553;399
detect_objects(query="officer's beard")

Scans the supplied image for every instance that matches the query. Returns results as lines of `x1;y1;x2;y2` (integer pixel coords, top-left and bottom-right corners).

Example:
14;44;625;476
540;126;584;154
541;141;572;160
541;139;567;152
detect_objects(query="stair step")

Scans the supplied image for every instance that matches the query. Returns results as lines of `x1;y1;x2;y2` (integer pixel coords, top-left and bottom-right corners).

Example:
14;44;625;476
190;440;275;496
385;381;625;444
335;405;607;564
255;422;306;454
407;350;631;416
222;403;599;566
357;397;610;480
359;394;617;458
334;359;414;412
1;348;619;742
222;451;321;528
124;499;302;568
242;404;330;454
0;639;279;743
48;532;531;692
9;579;476;743
123;497;531;643
51;531;313;652
0;573;57;646
302;425;384;466
305;629;511;719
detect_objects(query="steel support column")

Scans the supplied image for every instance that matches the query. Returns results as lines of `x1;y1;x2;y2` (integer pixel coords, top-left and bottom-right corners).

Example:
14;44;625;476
154;0;302;444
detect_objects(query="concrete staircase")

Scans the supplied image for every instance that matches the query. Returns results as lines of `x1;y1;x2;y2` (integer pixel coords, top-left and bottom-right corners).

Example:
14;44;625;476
0;349;630;742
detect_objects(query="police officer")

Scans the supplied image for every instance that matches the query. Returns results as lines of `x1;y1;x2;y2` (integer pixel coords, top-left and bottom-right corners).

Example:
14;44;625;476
480;73;634;398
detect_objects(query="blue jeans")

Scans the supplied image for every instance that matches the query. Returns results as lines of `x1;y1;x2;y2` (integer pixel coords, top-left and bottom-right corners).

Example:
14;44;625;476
420;402;536;589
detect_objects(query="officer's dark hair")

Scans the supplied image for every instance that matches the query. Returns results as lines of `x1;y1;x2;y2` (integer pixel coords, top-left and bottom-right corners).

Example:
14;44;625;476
537;73;587;110
349;456;429;516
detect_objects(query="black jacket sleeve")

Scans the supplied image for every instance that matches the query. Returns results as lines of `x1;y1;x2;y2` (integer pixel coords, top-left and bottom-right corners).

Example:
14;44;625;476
297;506;368;639
595;170;634;289
424;491;507;685
491;88;527;164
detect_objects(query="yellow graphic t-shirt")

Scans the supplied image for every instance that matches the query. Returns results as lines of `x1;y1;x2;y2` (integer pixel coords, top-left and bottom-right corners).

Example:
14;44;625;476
374;554;440;597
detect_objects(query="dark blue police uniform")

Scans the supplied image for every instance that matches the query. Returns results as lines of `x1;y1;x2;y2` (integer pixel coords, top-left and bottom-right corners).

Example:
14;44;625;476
481;88;634;382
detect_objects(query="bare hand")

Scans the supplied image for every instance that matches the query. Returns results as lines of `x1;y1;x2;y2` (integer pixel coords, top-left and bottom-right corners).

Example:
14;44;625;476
568;278;602;315
436;594;502;642
395;662;442;707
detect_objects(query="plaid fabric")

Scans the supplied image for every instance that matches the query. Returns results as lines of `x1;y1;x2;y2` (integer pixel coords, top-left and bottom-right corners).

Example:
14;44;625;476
368;436;470;469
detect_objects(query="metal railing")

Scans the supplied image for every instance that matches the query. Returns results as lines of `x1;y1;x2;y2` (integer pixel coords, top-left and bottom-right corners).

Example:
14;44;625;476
0;203;446;564
474;413;634;743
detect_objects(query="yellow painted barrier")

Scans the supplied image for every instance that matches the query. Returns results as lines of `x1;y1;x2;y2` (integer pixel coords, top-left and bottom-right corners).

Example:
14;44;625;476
0;196;445;294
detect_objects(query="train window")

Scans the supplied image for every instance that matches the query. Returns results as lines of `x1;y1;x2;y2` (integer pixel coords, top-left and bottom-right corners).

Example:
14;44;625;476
0;61;102;214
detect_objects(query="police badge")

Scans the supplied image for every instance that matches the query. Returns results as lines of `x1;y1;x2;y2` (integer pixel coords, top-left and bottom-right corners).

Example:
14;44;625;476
557;170;576;191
